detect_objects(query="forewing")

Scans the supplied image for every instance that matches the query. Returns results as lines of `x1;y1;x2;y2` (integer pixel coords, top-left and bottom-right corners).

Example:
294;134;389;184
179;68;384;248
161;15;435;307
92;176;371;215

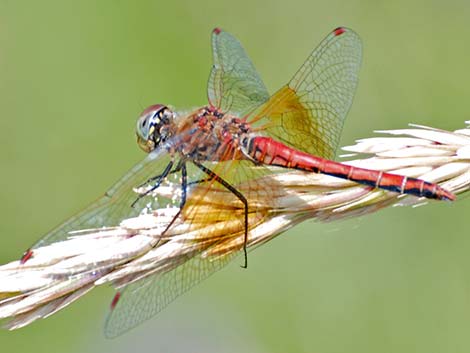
31;147;175;249
250;27;362;159
208;28;270;115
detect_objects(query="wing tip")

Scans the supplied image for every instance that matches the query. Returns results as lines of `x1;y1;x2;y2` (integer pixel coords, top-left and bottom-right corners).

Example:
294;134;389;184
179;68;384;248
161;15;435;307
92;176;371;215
110;291;121;310
333;27;347;36
103;291;123;339
20;248;33;264
213;27;222;35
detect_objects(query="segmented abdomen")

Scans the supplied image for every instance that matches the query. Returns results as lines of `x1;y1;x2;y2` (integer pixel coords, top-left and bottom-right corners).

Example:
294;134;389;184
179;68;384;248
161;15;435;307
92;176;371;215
246;136;455;201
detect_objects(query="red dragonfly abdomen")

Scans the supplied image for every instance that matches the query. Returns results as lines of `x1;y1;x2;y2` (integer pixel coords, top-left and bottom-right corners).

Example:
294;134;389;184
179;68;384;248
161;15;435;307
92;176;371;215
247;136;455;201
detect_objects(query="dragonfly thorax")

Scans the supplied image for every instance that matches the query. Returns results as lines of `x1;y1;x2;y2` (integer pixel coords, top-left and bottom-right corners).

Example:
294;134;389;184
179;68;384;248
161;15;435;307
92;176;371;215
174;106;253;162
136;104;176;153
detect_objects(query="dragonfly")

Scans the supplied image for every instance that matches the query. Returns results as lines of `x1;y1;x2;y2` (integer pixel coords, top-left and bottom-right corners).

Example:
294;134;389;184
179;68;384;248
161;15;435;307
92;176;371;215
17;27;454;337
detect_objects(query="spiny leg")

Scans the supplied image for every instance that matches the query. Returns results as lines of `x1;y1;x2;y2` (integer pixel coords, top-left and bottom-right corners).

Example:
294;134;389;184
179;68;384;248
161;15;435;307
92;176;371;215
131;160;174;207
160;162;188;237
193;161;249;268
132;158;188;247
188;175;215;186
135;159;186;189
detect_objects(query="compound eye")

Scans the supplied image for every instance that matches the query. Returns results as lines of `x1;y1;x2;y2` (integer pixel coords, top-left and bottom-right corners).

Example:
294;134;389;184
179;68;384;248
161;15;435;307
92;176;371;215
141;104;167;120
136;104;168;139
136;115;150;141
140;115;149;130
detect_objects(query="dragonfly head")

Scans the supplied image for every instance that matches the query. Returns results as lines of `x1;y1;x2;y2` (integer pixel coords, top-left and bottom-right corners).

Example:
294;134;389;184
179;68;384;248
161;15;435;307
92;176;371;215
136;104;175;153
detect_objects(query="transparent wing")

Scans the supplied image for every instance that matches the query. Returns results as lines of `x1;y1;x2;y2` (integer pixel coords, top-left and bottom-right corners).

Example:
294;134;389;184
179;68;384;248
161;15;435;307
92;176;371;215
250;27;362;159
31;146;181;249
104;248;237;338
208;28;270;116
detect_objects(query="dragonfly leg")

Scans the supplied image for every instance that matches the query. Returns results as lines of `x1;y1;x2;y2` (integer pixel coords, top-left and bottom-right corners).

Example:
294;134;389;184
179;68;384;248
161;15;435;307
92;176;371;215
193;161;249;268
131;160;174;207
135;159;188;247
187;175;215;186
157;162;188;244
135;160;185;189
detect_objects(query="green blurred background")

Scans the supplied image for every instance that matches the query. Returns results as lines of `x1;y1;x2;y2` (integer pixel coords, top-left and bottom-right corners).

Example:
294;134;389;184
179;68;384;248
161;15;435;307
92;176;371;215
1;0;469;352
